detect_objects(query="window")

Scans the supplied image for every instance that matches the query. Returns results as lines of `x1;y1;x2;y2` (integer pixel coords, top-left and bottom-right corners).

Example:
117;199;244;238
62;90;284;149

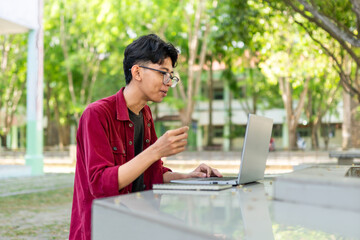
213;126;224;138
231;125;246;138
321;124;336;138
272;124;282;137
213;88;224;100
297;128;310;137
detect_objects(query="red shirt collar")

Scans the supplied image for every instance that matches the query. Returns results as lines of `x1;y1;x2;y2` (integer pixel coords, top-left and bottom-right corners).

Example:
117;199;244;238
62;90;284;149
116;87;152;122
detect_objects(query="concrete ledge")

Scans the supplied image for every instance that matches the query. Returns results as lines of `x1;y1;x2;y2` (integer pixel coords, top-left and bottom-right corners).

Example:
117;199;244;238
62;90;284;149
0;165;32;179
274;166;360;211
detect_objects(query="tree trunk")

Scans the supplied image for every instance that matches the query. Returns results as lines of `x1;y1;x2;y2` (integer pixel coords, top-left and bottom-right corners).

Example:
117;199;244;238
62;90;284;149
311;121;320;150
279;75;310;150
351;95;360;148
179;0;212;127
207;57;214;147
323;121;330;150
0;135;7;148
342;90;352;149
54;97;65;150
250;68;257;114
228;91;233;150
45;80;53;146
289;123;297;150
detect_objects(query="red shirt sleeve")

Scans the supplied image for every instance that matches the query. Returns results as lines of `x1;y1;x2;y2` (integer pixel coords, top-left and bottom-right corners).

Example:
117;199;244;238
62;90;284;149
78;107;121;198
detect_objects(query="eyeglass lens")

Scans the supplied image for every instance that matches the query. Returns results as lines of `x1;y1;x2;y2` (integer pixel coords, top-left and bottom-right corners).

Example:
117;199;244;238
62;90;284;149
164;74;178;87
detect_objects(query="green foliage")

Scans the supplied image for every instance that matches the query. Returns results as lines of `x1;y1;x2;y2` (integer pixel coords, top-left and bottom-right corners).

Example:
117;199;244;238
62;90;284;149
0;33;28;140
258;11;335;99
212;0;267;57
1;0;345;147
206;1;285;113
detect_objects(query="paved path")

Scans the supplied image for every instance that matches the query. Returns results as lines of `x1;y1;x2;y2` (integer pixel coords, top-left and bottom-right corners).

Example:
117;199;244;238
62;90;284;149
0;150;357;195
0;173;74;197
163;151;338;174
0;150;342;175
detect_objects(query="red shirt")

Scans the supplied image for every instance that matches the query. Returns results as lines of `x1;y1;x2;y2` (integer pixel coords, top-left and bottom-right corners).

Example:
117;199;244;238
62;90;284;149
69;87;171;240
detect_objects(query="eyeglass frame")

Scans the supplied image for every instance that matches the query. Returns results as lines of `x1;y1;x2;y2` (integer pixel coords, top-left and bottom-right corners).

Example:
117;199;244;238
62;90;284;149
130;65;180;87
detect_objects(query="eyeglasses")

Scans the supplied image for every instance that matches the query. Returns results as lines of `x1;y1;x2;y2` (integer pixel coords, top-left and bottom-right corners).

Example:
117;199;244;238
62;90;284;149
138;65;180;88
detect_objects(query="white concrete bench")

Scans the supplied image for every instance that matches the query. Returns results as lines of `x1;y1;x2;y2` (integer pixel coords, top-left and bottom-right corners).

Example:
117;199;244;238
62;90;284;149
329;150;360;165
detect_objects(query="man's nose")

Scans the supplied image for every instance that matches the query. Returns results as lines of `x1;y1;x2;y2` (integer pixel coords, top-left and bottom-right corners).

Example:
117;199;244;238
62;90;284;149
164;79;172;87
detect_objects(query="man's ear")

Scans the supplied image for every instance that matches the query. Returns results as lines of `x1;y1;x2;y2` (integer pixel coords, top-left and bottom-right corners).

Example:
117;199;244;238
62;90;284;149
131;65;142;82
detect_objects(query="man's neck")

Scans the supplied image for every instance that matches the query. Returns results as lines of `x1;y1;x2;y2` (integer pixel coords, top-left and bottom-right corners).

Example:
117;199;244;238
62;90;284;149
123;85;146;115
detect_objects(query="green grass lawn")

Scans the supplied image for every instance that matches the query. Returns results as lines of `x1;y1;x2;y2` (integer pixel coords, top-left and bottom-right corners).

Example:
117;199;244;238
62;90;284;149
0;174;74;239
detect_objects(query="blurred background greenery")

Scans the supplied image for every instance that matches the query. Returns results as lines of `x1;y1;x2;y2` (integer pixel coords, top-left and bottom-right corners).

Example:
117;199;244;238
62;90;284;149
1;0;360;152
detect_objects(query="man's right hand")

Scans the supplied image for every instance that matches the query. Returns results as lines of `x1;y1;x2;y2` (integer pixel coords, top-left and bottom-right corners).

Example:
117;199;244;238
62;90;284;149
151;126;189;159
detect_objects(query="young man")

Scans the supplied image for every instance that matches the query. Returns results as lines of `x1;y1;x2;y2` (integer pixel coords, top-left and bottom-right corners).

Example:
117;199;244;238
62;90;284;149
69;34;222;240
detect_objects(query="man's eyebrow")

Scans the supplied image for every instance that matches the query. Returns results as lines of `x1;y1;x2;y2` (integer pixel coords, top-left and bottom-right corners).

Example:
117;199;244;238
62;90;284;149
160;67;174;73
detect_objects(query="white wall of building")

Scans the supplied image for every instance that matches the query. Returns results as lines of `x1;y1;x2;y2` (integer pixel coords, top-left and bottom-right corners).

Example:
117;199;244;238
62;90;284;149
155;99;343;126
0;0;38;33
152;98;344;150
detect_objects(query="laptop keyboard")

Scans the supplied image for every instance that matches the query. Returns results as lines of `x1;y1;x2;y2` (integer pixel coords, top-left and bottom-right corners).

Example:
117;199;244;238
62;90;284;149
199;177;237;181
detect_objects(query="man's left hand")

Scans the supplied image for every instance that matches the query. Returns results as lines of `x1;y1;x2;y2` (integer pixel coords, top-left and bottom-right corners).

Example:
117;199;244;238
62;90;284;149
188;163;223;178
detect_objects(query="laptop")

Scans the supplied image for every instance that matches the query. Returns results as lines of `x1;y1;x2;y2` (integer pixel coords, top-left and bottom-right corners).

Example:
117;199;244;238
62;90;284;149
171;114;273;185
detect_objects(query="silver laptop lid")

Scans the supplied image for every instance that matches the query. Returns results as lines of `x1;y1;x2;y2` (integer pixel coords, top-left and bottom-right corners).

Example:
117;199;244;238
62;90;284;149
237;114;273;184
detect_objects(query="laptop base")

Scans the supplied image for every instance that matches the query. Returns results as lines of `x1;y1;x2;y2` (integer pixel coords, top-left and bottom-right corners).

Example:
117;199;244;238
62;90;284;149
171;177;238;185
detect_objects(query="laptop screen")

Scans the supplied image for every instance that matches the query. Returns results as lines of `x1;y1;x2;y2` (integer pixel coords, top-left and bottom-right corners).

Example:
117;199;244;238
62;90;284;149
237;114;273;184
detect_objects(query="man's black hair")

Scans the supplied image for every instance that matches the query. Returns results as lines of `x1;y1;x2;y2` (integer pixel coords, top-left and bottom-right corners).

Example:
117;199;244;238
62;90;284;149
123;34;179;84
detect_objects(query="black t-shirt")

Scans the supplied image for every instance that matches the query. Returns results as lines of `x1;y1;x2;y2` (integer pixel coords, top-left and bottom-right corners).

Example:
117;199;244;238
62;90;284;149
128;109;145;192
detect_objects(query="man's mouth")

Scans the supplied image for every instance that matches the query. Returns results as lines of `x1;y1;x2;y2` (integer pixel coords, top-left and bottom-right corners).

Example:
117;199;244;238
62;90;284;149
160;90;167;97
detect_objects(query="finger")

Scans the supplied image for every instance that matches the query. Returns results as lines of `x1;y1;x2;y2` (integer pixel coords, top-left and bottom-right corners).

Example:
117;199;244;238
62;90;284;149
199;163;211;178
172;132;188;142
189;172;207;178
172;140;187;148
211;168;223;177
207;166;211;178
192;165;201;173
167;144;187;156
168;148;185;156
168;126;189;136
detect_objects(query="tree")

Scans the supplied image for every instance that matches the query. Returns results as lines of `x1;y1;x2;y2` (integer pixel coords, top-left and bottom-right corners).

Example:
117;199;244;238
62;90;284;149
173;0;213;127
304;65;341;150
206;55;215;147
38;0;351;151
259;13;326;150
0;34;27;148
58;0;112;124
268;0;360;148
43;0;127;147
211;0;270;116
274;0;360;100
204;0;277;148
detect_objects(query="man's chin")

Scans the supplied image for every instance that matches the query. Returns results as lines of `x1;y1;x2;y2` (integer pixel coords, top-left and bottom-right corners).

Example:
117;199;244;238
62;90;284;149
152;97;165;103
